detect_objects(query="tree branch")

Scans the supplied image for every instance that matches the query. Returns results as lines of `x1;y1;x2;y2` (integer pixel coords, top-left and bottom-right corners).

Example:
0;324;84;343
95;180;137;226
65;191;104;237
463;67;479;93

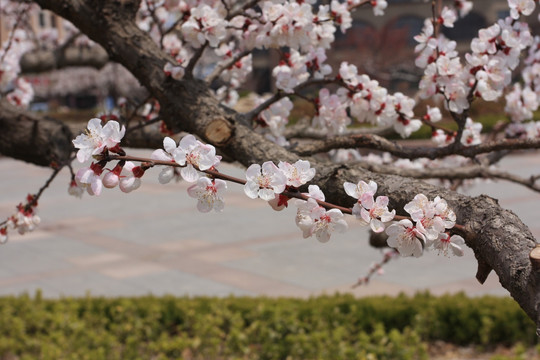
357;161;540;193
34;0;540;326
0;99;73;166
292;133;540;160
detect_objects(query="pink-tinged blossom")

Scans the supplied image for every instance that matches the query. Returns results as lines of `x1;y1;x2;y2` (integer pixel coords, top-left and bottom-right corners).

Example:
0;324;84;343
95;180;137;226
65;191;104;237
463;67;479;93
404;194;456;241
424;106;442;123
444;79;470;114
344;179;377;207
119;161;143;193
278;160;316;187
432;129;455;147
173;134;221;183
330;0;352;32
75;162;104;196
418;63;438;98
313;88;351;135
370;0;388;16
438;7;457;28
9;208;41;236
304;184;326;201
390;92;422;138
471;24;500;54
244;161;287;201
414;19;434;54
431;233;465;257
339;62;358;87
455;0;473;17
68;180;84;198
187;177;227;213
6;78;34;108
306;47;332;79
433;196;457;229
73;118;125;163
436;55;461;76
102;164;123;189
163;62;185;80
272;50;309;93
461;118;482;146
505;84;538;122
295;197;320;238
181;4;227;48
508;0;536;19
0;228;7;244
294;185;327;236
152;137;179;184
358;196;396;233
308;207;348;243
312;5;336;49
386;219;425;257
257;96;293;145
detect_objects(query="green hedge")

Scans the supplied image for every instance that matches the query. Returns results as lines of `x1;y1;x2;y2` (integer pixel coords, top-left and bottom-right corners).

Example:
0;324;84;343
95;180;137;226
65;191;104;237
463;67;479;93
0;292;535;360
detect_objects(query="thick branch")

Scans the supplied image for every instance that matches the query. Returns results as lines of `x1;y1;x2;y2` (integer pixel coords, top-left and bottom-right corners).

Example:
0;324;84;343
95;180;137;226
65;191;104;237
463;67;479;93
0;99;73;166
314;162;540;323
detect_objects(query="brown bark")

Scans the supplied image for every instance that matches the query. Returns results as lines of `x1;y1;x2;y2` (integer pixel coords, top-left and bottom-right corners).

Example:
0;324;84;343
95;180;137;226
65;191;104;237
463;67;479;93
0;99;73;166
32;0;540;327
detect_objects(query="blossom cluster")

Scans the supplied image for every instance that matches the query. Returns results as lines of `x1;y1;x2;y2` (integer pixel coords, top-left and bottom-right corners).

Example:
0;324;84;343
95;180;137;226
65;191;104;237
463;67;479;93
0;194;41;244
344;180;394;233
504;35;540;140
69;117;467;260
415;7;533;116
295;185;348;243
386;194;463;258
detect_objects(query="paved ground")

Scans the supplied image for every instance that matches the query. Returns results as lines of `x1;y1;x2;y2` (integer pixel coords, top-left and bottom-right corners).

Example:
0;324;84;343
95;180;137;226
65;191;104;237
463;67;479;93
0;149;539;299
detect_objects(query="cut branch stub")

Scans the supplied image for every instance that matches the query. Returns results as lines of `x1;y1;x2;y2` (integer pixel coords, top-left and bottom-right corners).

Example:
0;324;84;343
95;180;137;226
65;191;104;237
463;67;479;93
530;244;540;271
204;117;233;146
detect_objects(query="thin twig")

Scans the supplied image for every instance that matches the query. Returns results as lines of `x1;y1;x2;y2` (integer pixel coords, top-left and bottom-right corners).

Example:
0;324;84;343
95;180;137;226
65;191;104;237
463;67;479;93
292;133;540;160
358;160;540;193
245;78;338;122
103;153;470;235
0;165;64;227
184;42;208;79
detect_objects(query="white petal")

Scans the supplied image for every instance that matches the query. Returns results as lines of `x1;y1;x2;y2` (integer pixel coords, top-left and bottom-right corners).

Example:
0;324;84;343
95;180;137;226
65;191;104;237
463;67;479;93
343;182;358;198
151;149;173;162
316;229;331;243
258;188;275;201
245;164;261;180
181;165;199;182
450;243;464;257
163;137;177;153
158;167;175;184
370;218;385;233
187;184;199;198
91;177;103;196
244;181;260;199
197;199;212;213
179;134;198;150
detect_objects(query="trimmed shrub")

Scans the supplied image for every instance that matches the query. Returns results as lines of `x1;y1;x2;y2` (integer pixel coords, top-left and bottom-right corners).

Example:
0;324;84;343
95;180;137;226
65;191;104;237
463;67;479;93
0;292;534;359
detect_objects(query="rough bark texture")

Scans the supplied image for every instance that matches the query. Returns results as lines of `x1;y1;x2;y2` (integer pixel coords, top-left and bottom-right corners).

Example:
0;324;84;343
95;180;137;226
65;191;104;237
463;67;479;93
28;0;540;326
0;99;73;166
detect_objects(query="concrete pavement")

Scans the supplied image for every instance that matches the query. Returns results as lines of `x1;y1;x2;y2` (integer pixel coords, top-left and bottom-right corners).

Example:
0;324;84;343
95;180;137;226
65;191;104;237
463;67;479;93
0;150;539;298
